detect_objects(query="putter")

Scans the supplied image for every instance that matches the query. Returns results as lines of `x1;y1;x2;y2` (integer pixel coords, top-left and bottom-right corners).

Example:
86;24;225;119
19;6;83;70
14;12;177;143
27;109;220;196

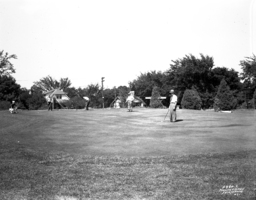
163;109;169;122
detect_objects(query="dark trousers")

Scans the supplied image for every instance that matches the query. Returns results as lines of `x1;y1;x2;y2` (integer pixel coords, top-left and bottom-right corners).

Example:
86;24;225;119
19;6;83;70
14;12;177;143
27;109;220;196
48;102;52;111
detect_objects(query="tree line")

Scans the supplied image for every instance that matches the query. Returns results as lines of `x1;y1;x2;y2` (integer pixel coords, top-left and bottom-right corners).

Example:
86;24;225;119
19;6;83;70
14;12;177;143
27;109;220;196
1;50;256;110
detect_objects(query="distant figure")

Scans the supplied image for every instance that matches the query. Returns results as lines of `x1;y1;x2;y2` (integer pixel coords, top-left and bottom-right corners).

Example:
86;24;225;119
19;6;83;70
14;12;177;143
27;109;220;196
9;100;18;114
126;91;135;112
114;98;121;109
169;89;177;122
83;96;90;110
47;96;53;111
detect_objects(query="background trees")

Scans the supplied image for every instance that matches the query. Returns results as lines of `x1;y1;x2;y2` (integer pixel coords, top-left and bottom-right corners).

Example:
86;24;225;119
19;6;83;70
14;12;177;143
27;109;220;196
1;48;255;111
33;76;72;92
0;50;17;76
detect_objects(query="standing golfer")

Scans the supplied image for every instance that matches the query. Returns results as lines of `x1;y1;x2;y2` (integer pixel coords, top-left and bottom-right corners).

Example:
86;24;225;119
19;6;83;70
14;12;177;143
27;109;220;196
47;96;53;111
126;91;135;112
169;89;177;122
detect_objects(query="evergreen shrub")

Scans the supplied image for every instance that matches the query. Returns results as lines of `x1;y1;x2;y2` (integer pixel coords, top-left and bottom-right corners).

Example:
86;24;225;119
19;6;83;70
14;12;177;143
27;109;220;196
150;86;163;108
213;79;236;111
181;89;202;110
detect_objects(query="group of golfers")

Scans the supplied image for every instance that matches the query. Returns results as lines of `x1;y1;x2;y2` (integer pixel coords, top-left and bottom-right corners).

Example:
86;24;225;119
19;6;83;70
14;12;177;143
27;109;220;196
126;89;178;122
10;89;178;122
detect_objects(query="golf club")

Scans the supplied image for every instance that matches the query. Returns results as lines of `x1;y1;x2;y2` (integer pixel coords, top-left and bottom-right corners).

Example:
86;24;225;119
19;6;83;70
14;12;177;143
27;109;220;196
162;109;169;122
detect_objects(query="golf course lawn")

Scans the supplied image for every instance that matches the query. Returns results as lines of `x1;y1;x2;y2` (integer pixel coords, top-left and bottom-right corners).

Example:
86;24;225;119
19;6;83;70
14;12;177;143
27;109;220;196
0;108;256;199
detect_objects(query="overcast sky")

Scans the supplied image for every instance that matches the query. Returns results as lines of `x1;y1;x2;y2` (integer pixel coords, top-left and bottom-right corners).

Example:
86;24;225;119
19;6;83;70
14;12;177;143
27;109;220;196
0;0;255;89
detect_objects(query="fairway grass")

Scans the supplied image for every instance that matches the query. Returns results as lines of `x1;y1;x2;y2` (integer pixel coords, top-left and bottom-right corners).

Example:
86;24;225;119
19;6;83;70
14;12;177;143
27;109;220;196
0;108;256;199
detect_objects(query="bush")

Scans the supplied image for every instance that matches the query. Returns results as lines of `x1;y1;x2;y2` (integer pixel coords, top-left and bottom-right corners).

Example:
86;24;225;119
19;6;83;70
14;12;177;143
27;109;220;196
238;99;254;109
60;100;73;109
181;89;202;110
214;79;236;111
150;86;163;108
0;101;10;110
70;96;85;109
28;92;46;110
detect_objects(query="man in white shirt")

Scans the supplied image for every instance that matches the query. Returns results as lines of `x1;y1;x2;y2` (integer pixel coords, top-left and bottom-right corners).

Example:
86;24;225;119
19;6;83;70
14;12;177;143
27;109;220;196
126;91;135;112
83;96;90;110
169;89;177;122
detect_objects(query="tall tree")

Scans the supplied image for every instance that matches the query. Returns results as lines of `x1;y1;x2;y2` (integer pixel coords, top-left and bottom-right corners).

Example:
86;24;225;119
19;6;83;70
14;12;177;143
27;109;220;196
0;75;21;102
0;50;17;76
214;79;236;111
150;86;163;108
240;54;256;84
129;70;168;106
33;76;72;92
240;55;256;103
167;54;214;93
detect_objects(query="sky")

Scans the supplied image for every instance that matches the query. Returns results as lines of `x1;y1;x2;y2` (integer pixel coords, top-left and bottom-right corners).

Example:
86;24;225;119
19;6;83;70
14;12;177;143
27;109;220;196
0;0;255;89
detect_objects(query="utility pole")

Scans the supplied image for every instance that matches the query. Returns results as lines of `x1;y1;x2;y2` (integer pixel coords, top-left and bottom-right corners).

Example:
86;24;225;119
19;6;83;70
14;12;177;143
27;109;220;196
101;77;105;108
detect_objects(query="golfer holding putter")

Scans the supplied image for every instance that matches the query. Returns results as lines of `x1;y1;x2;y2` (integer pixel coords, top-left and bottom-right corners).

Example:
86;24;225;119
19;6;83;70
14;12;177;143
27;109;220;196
169;89;177;122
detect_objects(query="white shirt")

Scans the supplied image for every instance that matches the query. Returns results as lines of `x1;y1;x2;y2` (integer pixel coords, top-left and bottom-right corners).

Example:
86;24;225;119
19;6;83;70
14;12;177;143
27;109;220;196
126;95;134;102
170;94;177;104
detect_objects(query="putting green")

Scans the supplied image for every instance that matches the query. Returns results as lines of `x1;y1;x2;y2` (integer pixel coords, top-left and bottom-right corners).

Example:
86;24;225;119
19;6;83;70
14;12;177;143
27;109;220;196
1;108;256;157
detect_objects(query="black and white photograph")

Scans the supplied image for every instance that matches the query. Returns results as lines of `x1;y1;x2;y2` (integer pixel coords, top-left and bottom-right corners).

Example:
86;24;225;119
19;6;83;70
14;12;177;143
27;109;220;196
0;0;256;199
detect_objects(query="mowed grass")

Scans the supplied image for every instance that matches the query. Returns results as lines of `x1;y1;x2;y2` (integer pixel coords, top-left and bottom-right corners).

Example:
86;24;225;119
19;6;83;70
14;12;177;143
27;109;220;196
0;108;256;199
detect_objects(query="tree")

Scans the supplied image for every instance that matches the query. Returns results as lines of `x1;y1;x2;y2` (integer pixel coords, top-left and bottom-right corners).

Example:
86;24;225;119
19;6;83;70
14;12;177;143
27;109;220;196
33;76;72;92
117;86;130;108
0;50;17;76
181;89;202;110
240;54;256;83
213;79;236;111
84;84;101;108
103;88;115;107
0;75;21;102
150;86;163;108
167;54;214;92
166;54;215;108
129;71;169;106
19;88;31;109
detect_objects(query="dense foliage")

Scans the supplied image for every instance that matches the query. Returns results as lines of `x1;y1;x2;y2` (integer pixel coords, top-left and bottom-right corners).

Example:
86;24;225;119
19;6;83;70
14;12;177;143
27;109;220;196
33;76;72;92
0;75;20;102
213;79;236;111
181;89;202;110
0;50;17;76
1;49;256;111
150;86;163;108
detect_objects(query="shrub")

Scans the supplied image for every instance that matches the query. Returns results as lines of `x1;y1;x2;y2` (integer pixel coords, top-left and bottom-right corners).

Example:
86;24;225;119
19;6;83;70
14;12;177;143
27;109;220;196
150;86;163;108
214;79;236;111
60;100;73;109
28;92;46;110
70;96;85;109
181;89;202;110
0;101;10;110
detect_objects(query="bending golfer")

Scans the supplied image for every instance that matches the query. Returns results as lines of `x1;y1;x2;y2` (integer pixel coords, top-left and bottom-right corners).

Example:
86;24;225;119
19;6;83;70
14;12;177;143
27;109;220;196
83;96;90;110
169;89;177;122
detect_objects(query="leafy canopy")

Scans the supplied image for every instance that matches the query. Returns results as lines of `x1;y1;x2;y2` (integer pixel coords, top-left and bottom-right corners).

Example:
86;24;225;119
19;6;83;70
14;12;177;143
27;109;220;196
0;50;17;76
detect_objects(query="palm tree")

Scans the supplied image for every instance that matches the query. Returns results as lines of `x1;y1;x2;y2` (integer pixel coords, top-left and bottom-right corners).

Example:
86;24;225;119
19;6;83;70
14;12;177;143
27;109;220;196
33;76;72;92
0;50;17;76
